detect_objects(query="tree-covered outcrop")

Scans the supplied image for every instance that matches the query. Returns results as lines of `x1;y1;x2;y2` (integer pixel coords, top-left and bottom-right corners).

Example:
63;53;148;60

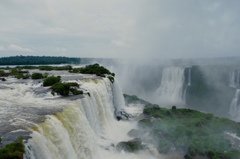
31;72;44;79
50;82;83;96
0;136;24;159
116;138;143;152
70;63;114;76
124;94;240;159
43;76;61;87
0;56;80;65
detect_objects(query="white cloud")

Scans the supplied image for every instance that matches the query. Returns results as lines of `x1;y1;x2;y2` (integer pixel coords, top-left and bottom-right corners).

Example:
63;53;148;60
111;40;129;47
0;46;6;51
8;44;34;53
55;47;67;52
0;0;239;58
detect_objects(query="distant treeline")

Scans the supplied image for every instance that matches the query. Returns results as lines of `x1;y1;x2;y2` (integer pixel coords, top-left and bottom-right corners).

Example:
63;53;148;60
0;56;81;65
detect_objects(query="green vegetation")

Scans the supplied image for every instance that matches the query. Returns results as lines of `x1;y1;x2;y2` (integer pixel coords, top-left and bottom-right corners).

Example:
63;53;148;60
50;82;82;96
43;76;61;87
0;70;7;77
79;63;111;75
0;67;30;79
51;82;71;96
186;65;235;116
107;75;114;83
0;56;80;65
0;63;115;83
70;88;83;95
116;138;143;152
70;63;115;77
38;65;72;71
123;94;149;105
124;94;240;159
0;136;24;159
31;72;44;79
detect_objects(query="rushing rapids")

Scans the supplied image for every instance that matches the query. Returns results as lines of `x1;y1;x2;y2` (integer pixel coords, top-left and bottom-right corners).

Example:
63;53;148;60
0;73;158;159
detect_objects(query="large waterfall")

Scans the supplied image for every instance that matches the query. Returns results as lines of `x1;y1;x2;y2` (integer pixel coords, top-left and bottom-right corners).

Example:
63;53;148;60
0;76;158;159
156;66;186;106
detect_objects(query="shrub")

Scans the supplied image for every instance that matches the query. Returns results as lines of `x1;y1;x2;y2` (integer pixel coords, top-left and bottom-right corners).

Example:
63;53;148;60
67;82;79;87
0;136;24;159
51;82;70;96
16;73;30;79
172;106;177;110
70;88;83;95
0;70;7;77
51;82;82;96
79;63;112;76
43;76;61;87
31;72;44;79
107;76;114;83
116;138;143;152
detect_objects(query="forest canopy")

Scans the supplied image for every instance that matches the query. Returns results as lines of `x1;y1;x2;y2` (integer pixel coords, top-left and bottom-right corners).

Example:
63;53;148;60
0;56;80;65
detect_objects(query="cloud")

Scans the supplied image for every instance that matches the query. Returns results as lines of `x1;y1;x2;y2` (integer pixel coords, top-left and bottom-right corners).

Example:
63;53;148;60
111;40;129;47
0;0;239;58
8;44;34;53
55;47;67;52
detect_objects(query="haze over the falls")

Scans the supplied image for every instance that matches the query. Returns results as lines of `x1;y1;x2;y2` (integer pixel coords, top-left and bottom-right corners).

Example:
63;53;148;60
93;57;240;120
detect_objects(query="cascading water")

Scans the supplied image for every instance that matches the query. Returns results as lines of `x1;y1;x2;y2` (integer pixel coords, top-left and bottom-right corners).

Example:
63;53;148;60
156;66;186;106
229;71;236;88
4;77;159;159
229;89;240;121
229;70;240;121
187;67;191;86
229;71;240;88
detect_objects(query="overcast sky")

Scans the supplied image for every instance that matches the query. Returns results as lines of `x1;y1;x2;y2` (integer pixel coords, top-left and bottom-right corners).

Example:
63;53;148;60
0;0;239;59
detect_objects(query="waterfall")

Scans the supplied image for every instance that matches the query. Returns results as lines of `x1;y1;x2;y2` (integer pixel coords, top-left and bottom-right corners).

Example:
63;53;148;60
238;71;240;87
229;89;240;121
229;71;236;87
187;67;191;86
156;67;186;106
229;70;240;121
229;71;240;88
21;78;157;159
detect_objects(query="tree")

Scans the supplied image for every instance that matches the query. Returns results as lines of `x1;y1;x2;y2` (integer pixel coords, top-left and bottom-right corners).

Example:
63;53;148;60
43;76;61;87
31;72;44;79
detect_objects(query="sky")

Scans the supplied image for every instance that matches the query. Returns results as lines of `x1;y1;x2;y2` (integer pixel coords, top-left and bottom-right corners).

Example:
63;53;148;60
0;0;240;59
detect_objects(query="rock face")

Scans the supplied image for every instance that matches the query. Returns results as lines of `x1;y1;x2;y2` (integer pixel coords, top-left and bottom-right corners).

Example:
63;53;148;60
116;138;143;152
0;78;6;81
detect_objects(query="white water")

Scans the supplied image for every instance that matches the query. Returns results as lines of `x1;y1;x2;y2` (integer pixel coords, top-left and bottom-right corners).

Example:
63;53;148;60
156;67;186;107
187;68;191;86
9;77;160;159
229;89;240;121
229;71;240;88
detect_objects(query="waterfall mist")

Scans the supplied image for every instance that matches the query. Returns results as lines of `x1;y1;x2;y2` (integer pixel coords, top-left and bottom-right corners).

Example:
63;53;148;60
92;57;240;118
